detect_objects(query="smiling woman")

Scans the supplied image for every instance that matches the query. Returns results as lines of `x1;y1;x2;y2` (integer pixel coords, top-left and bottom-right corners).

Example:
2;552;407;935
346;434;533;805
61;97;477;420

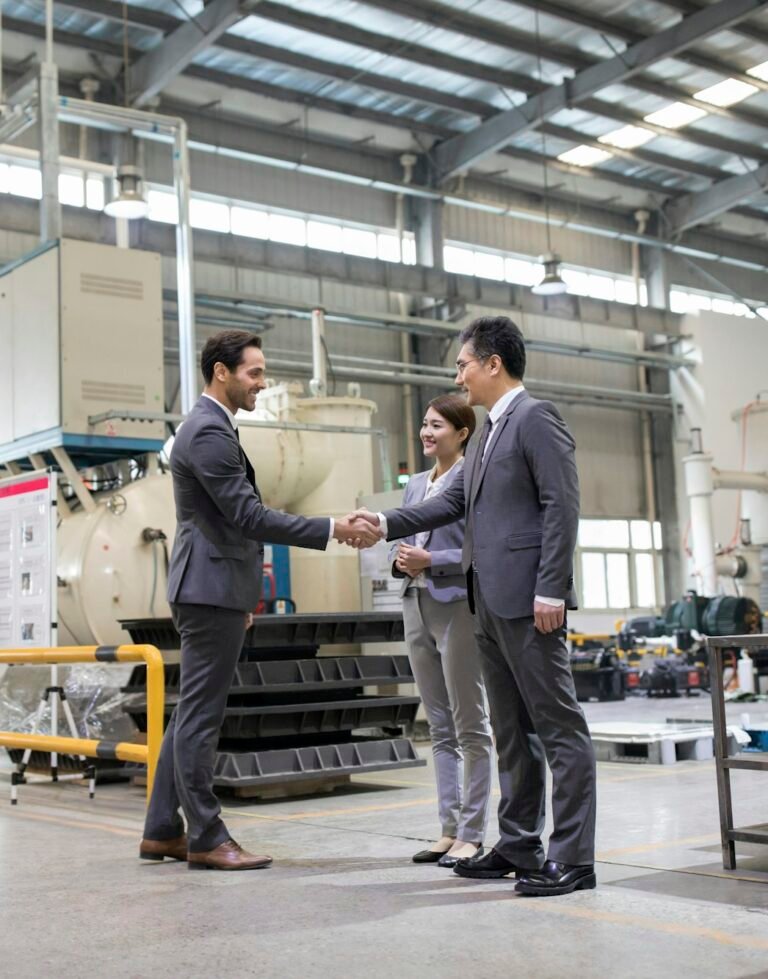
391;393;493;870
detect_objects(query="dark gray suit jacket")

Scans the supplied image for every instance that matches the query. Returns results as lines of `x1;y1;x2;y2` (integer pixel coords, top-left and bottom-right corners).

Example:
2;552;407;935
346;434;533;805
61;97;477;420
167;396;330;612
384;391;579;620
390;465;468;604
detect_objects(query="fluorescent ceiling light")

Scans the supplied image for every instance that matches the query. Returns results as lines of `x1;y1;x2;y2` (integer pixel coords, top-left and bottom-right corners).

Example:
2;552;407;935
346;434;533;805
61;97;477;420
643;102;708;129
694;78;758;107
598;125;656;149
747;60;768;82
557;145;613;167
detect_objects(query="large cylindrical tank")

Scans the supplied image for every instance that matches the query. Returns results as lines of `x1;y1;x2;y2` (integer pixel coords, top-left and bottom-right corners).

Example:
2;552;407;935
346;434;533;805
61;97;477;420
239;391;376;615
57;475;176;647
57;386;376;644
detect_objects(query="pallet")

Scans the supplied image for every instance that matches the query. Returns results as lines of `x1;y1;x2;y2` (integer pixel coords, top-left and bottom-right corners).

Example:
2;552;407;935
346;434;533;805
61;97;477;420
588;721;749;765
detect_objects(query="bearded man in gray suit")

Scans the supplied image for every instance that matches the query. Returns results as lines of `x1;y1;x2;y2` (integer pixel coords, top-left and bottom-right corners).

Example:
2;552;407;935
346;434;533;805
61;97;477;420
140;329;379;871
354;316;596;896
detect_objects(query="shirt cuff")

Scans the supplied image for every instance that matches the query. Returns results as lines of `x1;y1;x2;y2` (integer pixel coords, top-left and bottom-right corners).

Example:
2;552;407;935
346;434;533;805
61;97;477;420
536;595;564;607
328;518;335;542
376;513;388;537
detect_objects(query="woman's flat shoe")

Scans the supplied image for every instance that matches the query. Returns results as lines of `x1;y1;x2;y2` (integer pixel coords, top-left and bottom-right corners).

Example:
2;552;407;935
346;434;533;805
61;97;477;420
412;848;450;864
438;845;484;869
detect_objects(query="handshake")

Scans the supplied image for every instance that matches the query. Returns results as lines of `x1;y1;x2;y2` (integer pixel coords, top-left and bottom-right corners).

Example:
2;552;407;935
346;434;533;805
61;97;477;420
332;509;383;549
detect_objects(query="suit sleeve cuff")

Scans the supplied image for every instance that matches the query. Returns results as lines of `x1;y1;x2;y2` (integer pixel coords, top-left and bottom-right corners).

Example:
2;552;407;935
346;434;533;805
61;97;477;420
328;518;335;542
536;595;564;607
377;513;388;537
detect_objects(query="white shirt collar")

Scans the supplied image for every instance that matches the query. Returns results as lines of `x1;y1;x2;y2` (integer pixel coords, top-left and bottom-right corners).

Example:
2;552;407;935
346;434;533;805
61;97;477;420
488;384;526;426
428;455;464;488
202;392;238;430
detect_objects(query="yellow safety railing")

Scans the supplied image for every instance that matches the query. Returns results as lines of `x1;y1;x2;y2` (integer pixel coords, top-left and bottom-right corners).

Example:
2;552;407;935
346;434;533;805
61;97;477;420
0;645;164;800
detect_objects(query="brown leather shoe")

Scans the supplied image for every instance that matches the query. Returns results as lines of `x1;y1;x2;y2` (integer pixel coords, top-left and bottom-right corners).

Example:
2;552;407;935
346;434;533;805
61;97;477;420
139;835;188;862
188;839;273;871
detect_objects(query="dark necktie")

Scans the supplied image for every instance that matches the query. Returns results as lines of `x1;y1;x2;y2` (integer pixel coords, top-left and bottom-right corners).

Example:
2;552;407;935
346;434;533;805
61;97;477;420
235;427;258;494
471;415;494;485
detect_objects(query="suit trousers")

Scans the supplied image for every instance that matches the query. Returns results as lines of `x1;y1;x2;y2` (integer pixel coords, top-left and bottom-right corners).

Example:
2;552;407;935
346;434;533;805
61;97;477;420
143;602;246;853
402;588;493;842
473;578;596;868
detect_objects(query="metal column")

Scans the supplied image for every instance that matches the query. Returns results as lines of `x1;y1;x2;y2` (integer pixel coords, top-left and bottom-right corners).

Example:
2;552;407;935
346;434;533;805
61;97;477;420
38;62;61;243
173;119;197;415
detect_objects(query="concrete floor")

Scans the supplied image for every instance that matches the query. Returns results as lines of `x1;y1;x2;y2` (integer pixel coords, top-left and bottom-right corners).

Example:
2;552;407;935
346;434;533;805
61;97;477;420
1;695;767;979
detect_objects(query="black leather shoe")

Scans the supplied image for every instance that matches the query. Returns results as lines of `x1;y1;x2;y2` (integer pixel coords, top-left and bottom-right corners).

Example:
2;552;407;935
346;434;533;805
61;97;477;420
515;861;596;896
412;847;450;864
437;845;483;869
453;847;522;879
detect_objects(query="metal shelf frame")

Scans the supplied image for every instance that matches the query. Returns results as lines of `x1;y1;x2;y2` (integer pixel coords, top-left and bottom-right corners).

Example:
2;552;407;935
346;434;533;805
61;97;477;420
707;634;768;870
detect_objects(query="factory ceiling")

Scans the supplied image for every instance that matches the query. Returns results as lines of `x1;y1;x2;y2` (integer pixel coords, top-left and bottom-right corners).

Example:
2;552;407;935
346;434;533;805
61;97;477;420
4;0;768;256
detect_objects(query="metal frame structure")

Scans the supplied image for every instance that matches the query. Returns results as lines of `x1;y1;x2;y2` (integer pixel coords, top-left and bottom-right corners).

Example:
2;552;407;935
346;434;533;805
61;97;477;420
0;644;165;801
707;634;768;870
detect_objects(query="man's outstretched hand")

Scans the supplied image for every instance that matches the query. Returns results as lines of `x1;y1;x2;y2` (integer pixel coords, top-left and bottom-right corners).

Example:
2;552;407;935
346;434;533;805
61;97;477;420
333;511;383;549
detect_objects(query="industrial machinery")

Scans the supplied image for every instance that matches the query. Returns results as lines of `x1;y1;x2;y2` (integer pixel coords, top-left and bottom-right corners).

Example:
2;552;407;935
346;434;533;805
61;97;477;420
1;241;380;647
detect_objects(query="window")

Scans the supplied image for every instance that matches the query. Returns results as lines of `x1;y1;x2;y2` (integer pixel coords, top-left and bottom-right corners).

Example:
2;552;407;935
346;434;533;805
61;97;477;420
474;251;505;280
8;165;42;199
86;177;105;211
444;244;474;274
307;219;343;251
147;189;178;224
190;197;230;233
0;162;9;193
505;257;538;286
577;518;663;610
377;233;401;263
269;213;306;246
342;226;377;259
231;206;269;239
59;173;85;208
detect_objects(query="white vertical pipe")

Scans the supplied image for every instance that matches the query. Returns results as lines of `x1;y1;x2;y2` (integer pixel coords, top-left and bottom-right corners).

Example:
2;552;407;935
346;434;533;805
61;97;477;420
173;119;196;414
311;307;327;397
45;0;53;66
683;451;718;596
38;62;62;242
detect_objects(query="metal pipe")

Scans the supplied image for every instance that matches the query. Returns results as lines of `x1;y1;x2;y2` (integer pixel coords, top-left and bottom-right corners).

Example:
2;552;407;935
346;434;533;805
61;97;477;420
310;307;327;397
44;0;53;66
173;119;197;414
0;143;114;175
38;63;61;242
181;292;694;368
683;451;718;596
713;469;768;493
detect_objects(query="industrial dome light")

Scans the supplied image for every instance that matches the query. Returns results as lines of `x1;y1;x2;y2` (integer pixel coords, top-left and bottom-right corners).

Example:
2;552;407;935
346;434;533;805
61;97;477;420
532;253;567;296
104;164;149;220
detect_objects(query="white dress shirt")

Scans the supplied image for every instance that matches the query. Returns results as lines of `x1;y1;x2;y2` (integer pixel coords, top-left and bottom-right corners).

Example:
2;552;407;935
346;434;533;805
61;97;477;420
380;385;563;608
202;392;334;541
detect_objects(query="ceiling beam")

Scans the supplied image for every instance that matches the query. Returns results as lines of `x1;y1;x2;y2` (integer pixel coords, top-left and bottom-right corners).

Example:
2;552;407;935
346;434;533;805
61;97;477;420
665;164;768;233
508;0;768;92
432;0;768;180
42;0;768;165
129;0;262;106
5;8;768;223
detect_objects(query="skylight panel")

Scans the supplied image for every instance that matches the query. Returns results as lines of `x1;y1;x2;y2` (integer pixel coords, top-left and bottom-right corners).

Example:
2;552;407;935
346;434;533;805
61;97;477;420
694;78;758;107
643;102;707;129
557;145;613;167
598;125;656;150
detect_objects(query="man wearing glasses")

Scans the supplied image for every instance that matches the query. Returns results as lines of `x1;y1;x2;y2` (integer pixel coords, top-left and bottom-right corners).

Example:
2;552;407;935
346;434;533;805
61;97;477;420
353;315;595;896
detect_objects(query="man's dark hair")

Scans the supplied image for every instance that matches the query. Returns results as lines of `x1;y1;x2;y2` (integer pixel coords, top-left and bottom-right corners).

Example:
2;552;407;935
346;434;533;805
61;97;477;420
200;330;263;384
426;394;476;452
458;316;526;380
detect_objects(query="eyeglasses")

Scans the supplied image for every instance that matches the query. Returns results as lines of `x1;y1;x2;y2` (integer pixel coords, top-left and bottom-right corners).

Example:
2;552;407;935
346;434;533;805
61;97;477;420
455;357;486;377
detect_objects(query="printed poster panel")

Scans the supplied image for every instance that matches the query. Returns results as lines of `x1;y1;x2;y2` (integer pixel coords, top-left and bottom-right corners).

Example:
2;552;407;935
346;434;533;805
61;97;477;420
0;472;57;648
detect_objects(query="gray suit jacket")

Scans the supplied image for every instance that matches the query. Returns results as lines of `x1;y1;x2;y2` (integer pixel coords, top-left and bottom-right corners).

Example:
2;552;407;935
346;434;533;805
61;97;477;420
166;396;330;612
384;391;579;620
390;466;468;604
